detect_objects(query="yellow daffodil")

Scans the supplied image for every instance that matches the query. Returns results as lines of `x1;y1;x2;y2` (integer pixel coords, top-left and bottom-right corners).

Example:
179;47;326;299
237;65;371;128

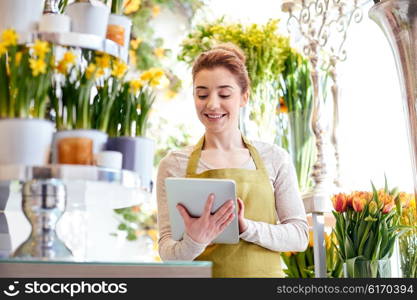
124;0;141;14
111;59;128;79
152;5;161;18
129;50;137;66
95;54;111;69
1;29;19;46
86;63;97;80
29;58;47;76
150;78;160;87
57;61;68;75
96;68;105;78
130;38;142;50
140;70;153;81
62;51;76;65
129;79;143;93
32;40;50;59
153;47;165;59
15;52;22;64
0;42;7;56
152;68;164;79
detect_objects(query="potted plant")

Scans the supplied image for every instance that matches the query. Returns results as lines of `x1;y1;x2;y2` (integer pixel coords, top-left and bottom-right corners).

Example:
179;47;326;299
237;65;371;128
0;0;44;33
331;178;411;278
65;0;110;38
106;68;164;191
0;29;55;165
50;50;128;163
39;0;71;33
106;0;132;56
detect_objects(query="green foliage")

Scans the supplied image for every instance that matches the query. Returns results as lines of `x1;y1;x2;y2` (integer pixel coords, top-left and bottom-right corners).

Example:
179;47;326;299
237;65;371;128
178;18;291;92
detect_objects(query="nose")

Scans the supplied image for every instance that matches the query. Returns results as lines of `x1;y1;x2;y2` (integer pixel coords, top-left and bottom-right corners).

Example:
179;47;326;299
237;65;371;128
206;94;220;110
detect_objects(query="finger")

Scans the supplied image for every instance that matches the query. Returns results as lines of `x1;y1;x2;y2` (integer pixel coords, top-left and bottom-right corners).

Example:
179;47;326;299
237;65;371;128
176;204;191;225
203;193;215;218
237;198;244;216
219;212;235;232
215;207;234;226
212;199;234;222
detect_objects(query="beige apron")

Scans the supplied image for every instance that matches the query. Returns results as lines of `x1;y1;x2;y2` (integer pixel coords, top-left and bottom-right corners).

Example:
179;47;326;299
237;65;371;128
185;135;283;278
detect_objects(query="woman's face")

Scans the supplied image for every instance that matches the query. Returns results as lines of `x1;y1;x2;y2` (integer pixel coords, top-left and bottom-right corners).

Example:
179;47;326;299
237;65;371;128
193;67;248;134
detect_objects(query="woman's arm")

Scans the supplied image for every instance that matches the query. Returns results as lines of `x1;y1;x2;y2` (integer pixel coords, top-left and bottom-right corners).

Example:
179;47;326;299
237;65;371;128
156;152;209;260
239;147;309;252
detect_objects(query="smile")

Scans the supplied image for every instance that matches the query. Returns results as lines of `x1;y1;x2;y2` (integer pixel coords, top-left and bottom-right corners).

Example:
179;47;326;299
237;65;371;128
204;113;227;120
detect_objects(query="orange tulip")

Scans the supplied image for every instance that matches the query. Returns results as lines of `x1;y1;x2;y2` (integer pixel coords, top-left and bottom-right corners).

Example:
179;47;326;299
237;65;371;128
332;193;347;213
382;202;395;214
346;194;353;208
352;195;366;212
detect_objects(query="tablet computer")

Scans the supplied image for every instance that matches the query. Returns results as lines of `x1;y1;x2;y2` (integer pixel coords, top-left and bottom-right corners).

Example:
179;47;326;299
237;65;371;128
165;177;239;244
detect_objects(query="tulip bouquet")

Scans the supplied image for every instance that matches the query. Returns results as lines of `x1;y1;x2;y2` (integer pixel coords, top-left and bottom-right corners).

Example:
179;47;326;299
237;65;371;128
331;180;410;277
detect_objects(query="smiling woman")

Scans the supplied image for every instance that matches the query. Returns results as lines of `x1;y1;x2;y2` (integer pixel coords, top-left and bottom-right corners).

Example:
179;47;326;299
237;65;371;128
156;43;308;278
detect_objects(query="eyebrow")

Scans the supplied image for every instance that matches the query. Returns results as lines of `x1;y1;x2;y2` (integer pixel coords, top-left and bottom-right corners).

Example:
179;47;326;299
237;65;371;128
195;85;234;90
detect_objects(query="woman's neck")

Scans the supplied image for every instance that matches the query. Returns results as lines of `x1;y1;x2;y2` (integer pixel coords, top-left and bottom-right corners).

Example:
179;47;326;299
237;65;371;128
203;128;245;151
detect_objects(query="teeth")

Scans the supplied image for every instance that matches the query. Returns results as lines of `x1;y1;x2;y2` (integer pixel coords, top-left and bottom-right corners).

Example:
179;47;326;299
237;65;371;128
207;114;224;119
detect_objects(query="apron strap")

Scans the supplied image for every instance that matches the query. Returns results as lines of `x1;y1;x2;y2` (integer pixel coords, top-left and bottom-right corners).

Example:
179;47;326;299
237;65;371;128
185;134;269;176
185;135;205;176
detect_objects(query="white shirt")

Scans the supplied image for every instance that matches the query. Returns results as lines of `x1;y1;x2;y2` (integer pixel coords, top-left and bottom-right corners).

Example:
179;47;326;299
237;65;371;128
156;139;309;261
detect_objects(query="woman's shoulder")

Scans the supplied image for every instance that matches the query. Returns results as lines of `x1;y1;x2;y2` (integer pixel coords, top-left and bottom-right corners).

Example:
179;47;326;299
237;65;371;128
249;139;291;162
157;145;194;172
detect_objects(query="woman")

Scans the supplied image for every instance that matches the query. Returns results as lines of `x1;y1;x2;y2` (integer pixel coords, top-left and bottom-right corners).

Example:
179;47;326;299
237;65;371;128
156;43;308;278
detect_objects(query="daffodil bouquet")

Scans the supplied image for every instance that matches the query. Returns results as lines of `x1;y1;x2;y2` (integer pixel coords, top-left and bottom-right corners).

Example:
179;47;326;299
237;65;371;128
331;180;410;277
399;194;417;277
0;29;53;119
107;67;164;137
281;231;343;278
51;50;128;131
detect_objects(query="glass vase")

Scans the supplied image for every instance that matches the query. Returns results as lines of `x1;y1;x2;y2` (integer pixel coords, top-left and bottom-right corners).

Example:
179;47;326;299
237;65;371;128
343;258;391;278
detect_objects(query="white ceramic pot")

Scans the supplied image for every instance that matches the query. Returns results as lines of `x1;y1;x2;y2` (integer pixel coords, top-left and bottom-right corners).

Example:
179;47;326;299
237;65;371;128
96;151;123;169
0;0;44;32
39;13;71;33
0;119;54;165
106;136;155;191
65;1;110;38
107;14;132;49
52;129;108;163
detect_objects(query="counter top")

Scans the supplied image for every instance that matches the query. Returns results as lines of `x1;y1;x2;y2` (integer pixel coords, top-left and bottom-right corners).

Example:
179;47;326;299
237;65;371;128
0;258;212;278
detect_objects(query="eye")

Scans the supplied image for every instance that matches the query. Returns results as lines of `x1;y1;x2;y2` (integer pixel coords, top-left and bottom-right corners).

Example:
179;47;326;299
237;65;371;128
219;94;231;99
198;95;208;100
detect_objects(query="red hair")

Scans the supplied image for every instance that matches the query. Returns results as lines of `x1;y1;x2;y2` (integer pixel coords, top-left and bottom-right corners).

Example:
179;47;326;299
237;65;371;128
192;43;250;93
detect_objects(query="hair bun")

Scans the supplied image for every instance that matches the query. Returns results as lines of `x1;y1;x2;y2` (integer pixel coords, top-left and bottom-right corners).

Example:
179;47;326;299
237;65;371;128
212;43;246;65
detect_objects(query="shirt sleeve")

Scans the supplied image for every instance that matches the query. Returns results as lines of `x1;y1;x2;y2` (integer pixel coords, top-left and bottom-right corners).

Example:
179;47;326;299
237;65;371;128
239;146;309;252
156;152;209;261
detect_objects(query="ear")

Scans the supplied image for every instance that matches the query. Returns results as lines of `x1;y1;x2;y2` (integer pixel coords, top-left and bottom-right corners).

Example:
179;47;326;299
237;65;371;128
240;90;249;107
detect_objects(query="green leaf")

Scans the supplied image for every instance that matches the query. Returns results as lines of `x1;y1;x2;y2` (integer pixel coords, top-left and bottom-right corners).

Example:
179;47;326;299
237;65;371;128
118;223;128;231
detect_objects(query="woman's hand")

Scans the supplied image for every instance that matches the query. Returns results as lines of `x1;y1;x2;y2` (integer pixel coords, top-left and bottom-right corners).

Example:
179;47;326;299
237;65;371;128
176;193;235;244
237;198;248;234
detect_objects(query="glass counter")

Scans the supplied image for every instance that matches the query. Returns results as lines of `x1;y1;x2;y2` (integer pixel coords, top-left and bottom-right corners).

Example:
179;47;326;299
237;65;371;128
0;257;212;278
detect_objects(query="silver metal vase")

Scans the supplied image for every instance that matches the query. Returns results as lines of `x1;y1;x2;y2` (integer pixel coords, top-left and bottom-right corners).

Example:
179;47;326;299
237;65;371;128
12;179;72;259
